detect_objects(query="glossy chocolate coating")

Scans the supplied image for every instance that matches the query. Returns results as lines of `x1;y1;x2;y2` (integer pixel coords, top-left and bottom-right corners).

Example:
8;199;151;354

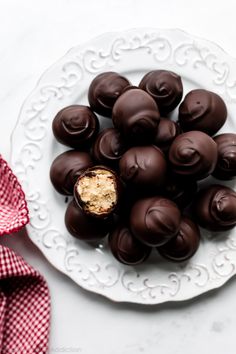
164;175;198;208
169;131;218;180
178;89;227;136
130;197;181;247
65;199;112;241
139;70;183;114
92;128;126;168
157;217;200;262
212;133;236;180
88;72;130;117
154;118;181;153
50;150;94;195
194;185;236;231
119;146;167;188
74;166;121;218
52;105;99;148
112;88;160;144
109;224;151;265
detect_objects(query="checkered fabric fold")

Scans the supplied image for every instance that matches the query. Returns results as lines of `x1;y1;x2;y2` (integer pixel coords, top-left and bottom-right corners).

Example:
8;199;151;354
0;155;29;236
0;245;50;353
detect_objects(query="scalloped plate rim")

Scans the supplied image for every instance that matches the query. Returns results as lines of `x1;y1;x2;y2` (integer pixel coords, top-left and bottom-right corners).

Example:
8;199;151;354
10;27;236;305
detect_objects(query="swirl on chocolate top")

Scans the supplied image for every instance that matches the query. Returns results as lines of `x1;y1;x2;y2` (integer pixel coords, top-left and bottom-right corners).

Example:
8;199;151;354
169;131;218;180
212;133;236;180
194;185;236;231
130;197;181;247
88;72;130;117
157;217;200;262
139;70;183;114
112;88;160;144
50;150;93;195
154;118;181;153
119;146;167;188
109;224;151;265
92;128;126;167
178;89;227;136
52;105;99;148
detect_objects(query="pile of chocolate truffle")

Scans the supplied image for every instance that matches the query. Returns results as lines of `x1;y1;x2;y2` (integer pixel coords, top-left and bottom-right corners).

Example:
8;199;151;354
50;70;236;266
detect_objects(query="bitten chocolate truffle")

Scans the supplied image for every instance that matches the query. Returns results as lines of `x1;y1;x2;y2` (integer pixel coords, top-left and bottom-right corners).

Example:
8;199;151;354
52;105;99;148
92;128;126;168
119;146;167;188
157;217;200;262
112;88;160;144
139;70;183;114
88;72;130;117
178;89;227;136
65;199;112;241
130;197;181;247
109;224;151;265
169;131;218;180
194;185;236;231
164;174;198;208
74;166;121;218
50;150;93;195
212;133;236;180
154;118;181;153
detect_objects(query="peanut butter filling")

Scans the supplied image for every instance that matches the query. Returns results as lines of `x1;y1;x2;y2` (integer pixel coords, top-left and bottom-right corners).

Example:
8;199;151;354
77;169;117;215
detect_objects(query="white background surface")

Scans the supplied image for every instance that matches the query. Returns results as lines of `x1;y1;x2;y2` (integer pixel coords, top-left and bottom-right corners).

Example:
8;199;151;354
1;1;236;353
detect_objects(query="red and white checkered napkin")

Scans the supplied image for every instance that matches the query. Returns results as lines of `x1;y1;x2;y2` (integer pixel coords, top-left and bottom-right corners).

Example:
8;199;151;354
0;245;51;354
0;155;29;236
0;156;50;352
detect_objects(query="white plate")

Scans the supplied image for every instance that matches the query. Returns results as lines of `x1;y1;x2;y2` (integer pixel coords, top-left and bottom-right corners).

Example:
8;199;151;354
11;28;236;304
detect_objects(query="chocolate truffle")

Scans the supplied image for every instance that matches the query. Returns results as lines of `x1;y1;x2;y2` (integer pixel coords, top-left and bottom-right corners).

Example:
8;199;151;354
50;150;93;195
212;133;236;180
164;175;198;208
169;131;218;180
119;146;167;188
194;185;236;231
74;166;121;218
139;70;183;114
157;217;200;262
112;88;160;144
92;128;126;168
65;199;111;241
109;224;151;265
52;105;99;148
178;89;227;136
130;197;181;247
154;118;181;153
88;72;130;117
